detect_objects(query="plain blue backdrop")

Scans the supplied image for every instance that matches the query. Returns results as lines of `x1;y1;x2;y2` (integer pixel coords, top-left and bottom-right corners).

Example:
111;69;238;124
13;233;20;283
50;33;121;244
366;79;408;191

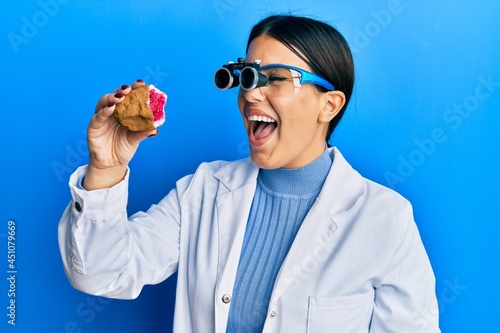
1;0;499;332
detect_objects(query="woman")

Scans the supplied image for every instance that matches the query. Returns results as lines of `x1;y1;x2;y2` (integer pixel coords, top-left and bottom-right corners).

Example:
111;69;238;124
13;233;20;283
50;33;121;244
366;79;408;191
58;14;440;332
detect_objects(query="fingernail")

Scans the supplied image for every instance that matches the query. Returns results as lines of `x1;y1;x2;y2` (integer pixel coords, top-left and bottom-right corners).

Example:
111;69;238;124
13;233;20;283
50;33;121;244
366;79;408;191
121;84;130;90
108;102;116;107
136;79;144;83
114;93;124;98
148;130;159;137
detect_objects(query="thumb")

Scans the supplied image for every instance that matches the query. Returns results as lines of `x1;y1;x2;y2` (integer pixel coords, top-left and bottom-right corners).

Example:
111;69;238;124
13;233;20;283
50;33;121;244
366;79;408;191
127;129;159;146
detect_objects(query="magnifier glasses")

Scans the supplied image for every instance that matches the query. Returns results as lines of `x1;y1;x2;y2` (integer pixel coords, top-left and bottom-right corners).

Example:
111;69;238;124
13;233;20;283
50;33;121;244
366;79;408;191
214;58;267;91
214;58;335;92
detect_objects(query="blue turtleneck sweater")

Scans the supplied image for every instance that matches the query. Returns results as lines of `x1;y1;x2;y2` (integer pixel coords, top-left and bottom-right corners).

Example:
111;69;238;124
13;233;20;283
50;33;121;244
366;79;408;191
226;149;333;332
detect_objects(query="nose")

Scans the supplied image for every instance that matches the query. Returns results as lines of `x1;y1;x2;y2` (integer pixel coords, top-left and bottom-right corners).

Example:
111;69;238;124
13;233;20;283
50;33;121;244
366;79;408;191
239;86;266;103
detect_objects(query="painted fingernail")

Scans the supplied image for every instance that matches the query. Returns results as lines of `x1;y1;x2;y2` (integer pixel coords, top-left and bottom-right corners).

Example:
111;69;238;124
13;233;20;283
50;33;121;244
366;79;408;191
136;79;144;83
148;130;159;137
108;102;116;107
114;93;124;98
121;84;130;90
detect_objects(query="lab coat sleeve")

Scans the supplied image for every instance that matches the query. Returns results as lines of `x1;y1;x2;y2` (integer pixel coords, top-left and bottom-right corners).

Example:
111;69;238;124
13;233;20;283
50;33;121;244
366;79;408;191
58;165;182;299
370;202;440;333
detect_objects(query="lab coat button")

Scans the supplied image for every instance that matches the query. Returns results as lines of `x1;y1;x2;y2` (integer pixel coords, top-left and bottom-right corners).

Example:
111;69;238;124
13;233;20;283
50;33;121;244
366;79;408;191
75;202;82;212
269;311;276;318
222;294;231;303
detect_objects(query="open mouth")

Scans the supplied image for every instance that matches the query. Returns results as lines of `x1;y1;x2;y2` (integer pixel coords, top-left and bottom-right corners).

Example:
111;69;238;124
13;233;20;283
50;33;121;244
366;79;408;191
248;115;277;143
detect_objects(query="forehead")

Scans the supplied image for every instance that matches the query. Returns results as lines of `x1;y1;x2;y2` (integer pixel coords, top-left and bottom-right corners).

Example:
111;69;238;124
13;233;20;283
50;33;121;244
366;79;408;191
246;35;311;71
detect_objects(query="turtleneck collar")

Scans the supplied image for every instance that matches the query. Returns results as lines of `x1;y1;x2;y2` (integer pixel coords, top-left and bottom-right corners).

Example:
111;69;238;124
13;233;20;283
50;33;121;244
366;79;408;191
257;148;333;197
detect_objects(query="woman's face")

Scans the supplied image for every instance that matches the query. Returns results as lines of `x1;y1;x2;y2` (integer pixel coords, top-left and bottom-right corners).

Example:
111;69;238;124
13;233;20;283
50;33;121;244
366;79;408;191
238;35;333;169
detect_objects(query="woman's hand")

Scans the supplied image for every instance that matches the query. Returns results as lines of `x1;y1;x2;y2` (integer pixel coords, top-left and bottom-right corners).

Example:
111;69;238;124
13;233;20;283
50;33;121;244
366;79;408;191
83;80;158;190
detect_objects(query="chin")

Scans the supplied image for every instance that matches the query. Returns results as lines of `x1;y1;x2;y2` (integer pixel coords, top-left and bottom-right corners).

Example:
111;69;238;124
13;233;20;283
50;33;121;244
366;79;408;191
250;152;274;169
249;152;279;170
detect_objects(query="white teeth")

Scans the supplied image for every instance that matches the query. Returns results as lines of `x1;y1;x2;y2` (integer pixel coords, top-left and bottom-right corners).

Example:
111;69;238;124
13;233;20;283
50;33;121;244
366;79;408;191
247;115;276;122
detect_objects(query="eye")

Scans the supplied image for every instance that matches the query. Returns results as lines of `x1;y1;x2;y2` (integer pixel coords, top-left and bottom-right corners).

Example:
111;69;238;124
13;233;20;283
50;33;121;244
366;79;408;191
267;75;288;85
268;75;287;81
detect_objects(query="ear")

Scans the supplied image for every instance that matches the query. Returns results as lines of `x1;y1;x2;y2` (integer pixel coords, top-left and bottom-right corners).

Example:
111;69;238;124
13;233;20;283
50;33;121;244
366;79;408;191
317;90;346;123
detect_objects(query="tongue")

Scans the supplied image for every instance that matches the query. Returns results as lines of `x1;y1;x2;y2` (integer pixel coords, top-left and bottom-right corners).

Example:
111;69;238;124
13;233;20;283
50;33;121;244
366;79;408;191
254;122;276;140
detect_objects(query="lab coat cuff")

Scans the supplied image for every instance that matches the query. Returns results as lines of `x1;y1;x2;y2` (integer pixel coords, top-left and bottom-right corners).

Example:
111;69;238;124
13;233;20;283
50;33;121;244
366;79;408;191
68;165;129;221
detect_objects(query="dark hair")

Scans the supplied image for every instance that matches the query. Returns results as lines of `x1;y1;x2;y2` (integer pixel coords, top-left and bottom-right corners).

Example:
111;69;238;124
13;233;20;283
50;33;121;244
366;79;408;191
246;14;354;142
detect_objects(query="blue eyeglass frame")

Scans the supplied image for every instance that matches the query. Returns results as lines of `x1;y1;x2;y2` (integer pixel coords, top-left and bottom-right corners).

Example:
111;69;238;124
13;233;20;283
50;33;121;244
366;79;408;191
259;63;335;91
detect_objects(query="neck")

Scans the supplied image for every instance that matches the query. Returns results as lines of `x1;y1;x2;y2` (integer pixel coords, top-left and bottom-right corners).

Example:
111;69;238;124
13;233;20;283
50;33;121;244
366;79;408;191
258;148;332;196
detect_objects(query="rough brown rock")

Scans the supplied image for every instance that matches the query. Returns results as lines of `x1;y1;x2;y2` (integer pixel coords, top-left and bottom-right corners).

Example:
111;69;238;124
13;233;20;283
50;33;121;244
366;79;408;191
114;85;156;132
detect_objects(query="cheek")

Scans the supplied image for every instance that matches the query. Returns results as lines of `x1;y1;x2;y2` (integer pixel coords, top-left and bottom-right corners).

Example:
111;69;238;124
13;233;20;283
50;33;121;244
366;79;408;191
238;93;246;114
237;94;246;121
277;97;319;131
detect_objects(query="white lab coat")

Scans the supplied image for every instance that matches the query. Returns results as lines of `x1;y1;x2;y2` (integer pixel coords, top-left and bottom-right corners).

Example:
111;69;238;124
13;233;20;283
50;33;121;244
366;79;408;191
58;147;440;332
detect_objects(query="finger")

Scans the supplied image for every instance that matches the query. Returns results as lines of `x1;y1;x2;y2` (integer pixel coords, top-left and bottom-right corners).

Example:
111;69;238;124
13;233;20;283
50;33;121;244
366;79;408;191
128;128;158;146
114;84;131;94
92;104;116;125
95;94;110;114
95;92;127;114
95;84;131;113
131;79;145;89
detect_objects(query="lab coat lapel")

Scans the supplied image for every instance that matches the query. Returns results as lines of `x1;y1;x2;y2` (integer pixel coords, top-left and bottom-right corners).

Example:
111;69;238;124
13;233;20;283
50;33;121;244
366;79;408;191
212;158;259;332
270;147;366;303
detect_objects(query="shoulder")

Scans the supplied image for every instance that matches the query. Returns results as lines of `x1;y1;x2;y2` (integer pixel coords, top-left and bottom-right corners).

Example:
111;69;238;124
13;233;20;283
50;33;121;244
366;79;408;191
193;157;256;181
330;146;412;211
328;147;414;234
175;157;259;195
328;148;419;261
364;177;412;214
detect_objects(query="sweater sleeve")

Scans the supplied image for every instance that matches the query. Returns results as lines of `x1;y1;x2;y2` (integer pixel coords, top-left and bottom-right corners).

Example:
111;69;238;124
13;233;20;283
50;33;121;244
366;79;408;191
58;165;181;299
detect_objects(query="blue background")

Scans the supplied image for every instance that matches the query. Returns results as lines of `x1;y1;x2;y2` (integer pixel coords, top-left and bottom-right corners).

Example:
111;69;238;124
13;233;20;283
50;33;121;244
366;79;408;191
1;0;499;332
